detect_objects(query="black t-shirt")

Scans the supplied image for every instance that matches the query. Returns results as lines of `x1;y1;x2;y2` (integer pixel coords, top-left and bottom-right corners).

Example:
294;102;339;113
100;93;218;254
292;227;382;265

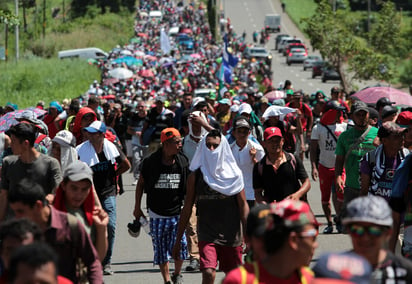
91;150;126;200
143;161;185;216
145;107;174;142
253;153;308;203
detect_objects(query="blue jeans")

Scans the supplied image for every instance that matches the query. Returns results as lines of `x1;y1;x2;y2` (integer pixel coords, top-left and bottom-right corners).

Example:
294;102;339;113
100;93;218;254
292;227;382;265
102;196;116;266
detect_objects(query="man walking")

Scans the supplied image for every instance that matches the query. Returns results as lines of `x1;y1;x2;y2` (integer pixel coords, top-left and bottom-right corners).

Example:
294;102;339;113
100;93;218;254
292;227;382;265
335;101;378;222
134;128;189;284
310;101;347;233
172;130;249;284
76;120;131;275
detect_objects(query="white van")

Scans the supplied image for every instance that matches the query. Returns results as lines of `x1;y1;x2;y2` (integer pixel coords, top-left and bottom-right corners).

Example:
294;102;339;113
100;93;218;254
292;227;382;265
149;10;162;21
58;47;108;60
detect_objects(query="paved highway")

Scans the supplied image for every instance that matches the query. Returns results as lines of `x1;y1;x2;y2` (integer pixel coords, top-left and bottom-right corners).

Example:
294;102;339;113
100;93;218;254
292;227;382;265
102;0;367;283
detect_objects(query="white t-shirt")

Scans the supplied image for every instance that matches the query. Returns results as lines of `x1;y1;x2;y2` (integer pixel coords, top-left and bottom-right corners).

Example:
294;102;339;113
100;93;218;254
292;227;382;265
183;135;201;163
311;122;347;168
230;139;265;200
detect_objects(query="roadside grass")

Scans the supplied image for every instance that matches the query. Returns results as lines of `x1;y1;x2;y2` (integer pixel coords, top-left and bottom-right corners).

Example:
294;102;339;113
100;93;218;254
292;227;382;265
281;0;317;34
0;58;100;108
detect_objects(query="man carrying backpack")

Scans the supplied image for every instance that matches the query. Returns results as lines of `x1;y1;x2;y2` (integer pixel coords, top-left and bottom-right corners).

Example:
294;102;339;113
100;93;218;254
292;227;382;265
360;122;408;200
253;127;310;204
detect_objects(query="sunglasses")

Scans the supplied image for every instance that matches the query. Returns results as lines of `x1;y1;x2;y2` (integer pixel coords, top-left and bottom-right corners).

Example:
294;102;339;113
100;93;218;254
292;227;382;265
206;143;220;150
298;228;318;240
349;224;386;238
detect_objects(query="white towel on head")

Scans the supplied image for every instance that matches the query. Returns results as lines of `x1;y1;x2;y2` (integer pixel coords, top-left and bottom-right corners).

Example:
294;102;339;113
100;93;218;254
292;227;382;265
76;138;120;167
188;111;208;139
190;134;244;196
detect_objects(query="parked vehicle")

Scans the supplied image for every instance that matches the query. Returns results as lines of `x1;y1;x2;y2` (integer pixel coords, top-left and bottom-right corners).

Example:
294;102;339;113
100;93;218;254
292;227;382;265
264;14;281;33
303;55;322;71
275;34;289;50
322;64;341;82
58;47;108;60
149;10;162;21
176;33;194;54
286;47;308;65
312;61;325;78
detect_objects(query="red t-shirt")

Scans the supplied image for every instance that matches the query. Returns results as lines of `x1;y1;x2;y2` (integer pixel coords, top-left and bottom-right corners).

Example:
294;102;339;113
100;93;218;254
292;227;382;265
223;261;314;284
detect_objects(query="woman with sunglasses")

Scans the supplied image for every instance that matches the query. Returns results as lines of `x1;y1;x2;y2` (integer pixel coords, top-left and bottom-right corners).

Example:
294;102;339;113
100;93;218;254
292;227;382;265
342;195;412;282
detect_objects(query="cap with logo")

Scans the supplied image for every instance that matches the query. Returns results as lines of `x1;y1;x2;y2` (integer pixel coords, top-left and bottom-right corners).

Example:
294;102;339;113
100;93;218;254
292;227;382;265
268;199;319;229
84;121;107;133
264;127;283;140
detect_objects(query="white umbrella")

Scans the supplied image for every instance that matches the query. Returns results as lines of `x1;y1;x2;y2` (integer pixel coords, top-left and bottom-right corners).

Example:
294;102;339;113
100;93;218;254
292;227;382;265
262;105;296;121
108;68;133;79
134;50;145;57
120;50;133;56
87;88;104;95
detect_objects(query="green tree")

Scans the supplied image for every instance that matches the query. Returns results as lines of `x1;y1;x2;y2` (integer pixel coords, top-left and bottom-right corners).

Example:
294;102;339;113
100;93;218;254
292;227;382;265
302;0;397;92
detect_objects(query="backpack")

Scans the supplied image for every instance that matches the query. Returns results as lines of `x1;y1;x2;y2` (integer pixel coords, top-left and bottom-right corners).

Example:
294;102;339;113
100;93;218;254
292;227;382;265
67;214;88;284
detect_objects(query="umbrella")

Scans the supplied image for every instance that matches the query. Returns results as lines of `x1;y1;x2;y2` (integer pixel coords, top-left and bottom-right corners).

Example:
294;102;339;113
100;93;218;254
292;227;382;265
262;105;296;121
140;69;155;78
144;55;157;61
137;33;148;38
190;53;202;59
159;57;174;65
87;88;104;96
108;68;133;79
181;28;192;34
120;50;133;56
103;78;120;86
0;107;47;133
134;50;145;57
264;90;285;102
130;37;141;44
112;56;143;66
352;87;412;106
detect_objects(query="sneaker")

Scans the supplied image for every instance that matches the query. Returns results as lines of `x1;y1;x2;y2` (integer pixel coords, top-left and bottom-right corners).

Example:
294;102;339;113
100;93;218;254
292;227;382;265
103;264;114;275
185;259;200;272
323;225;333;234
132;179;138;186
171;273;183;284
336;222;344;234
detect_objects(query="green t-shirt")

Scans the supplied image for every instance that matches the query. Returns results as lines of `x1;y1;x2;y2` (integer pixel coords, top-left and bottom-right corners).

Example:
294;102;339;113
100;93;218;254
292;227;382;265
335;126;378;189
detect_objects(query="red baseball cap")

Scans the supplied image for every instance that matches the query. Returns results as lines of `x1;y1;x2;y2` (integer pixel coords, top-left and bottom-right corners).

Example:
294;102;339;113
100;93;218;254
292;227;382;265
264;127;283;141
396;111;412;128
160;128;181;143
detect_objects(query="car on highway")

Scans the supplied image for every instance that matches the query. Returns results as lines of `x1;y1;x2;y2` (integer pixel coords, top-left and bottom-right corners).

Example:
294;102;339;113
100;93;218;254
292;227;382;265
312;61;325;78
322;64;341;82
243;46;273;66
278;37;302;54
303;55;322;71
274;34;289;50
283;42;307;57
286;47;308;65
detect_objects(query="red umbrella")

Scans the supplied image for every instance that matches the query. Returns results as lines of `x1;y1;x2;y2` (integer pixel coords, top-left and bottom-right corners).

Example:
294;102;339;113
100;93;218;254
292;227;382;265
137;33;148;38
140;69;155;78
0;107;47;133
264;90;285;102
181;28;192;34
352;86;412;106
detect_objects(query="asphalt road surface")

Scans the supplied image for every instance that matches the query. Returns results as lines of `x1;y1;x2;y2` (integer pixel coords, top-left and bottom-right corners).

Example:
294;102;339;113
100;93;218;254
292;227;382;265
102;0;377;283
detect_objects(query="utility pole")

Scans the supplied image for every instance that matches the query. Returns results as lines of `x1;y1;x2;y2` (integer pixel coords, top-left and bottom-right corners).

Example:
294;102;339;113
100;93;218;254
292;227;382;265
43;0;46;38
15;0;19;61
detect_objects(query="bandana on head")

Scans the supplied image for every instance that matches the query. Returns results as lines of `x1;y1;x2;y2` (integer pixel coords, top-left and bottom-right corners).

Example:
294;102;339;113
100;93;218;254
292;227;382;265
190;134;244;196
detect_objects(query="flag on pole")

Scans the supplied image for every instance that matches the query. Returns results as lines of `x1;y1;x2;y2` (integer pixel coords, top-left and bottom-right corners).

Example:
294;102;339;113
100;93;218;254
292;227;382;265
160;28;171;55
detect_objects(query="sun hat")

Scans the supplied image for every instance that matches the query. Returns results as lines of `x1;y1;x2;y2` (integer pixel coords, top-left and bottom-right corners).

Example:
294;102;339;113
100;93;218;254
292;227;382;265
63;161;93;184
313;252;372;284
264;127;283;140
160;127;181;143
84;121;107;133
342;196;393;227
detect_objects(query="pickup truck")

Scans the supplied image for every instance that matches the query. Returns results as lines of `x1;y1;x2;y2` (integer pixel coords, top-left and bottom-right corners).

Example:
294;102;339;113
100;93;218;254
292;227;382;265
264;14;281;33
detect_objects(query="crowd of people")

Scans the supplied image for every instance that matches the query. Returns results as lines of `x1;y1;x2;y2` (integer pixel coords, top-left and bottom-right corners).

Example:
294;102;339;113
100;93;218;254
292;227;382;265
2;0;412;283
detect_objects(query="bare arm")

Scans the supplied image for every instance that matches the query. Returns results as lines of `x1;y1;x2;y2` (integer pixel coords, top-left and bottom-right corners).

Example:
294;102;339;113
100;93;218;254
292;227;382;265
172;173;196;260
116;157;131;176
236;189;249;239
287;177;311;201
92;207;109;261
254;188;266;204
335;154;345;193
389;211;401;252
133;175;146;220
310;139;319;181
360;173;370;196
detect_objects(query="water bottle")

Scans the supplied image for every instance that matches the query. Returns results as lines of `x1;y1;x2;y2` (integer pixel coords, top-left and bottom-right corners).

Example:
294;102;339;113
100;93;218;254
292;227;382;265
139;216;150;235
